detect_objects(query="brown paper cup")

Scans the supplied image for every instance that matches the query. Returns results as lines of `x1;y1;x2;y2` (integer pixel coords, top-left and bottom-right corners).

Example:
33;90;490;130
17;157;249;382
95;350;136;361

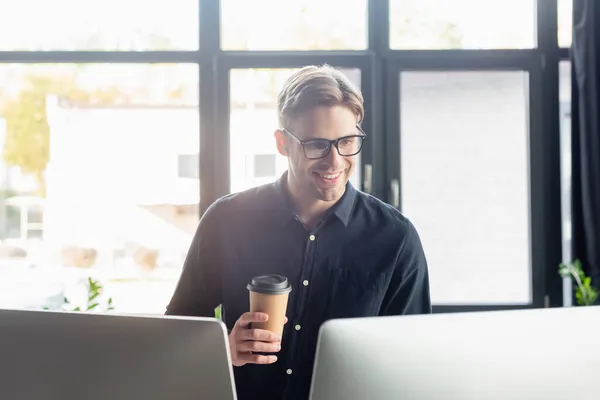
249;291;290;336
247;275;292;336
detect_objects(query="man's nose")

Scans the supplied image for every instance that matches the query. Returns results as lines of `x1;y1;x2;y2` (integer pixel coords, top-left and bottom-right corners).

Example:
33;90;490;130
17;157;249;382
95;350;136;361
324;145;345;169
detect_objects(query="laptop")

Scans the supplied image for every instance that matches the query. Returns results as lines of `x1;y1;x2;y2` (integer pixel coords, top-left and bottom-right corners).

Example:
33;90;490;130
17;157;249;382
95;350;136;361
309;306;600;400
0;309;237;400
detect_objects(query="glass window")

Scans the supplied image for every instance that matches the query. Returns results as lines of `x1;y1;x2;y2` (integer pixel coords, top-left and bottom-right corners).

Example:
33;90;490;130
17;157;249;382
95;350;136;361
558;0;573;48
0;64;199;313
559;61;572;263
229;68;362;194
0;0;198;50
253;154;277;178
178;154;200;179
399;71;531;305
221;0;368;50
389;0;536;49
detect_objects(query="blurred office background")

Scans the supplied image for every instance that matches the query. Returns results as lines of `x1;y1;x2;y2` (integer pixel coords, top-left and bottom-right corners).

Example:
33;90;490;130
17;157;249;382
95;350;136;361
0;0;596;314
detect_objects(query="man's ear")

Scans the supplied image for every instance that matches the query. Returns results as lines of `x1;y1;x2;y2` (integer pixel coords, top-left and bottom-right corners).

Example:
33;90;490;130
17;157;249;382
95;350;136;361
274;129;289;157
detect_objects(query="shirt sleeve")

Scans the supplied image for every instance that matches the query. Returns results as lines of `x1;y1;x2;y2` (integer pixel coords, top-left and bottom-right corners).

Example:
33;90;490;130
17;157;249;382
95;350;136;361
380;219;432;316
165;202;223;317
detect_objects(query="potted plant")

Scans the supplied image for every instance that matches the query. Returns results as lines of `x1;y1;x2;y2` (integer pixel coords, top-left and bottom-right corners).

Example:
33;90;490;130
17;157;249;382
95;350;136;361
559;259;599;306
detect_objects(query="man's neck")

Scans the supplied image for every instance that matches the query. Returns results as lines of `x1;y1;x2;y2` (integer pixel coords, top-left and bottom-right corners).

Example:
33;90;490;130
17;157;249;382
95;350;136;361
286;176;341;229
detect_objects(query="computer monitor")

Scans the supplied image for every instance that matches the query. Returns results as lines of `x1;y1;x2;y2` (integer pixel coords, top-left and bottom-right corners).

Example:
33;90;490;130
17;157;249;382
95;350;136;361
0;309;237;400
309;306;600;400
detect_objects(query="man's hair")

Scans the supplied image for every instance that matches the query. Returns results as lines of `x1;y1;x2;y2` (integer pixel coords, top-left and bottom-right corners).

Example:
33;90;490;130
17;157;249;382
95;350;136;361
277;65;364;129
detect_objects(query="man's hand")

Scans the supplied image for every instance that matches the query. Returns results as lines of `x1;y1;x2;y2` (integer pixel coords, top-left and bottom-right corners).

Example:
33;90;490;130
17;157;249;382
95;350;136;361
228;312;283;367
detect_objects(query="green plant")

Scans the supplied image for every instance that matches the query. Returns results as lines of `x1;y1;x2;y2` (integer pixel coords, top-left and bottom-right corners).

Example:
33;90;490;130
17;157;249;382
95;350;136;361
559;259;599;306
45;277;115;312
72;277;115;312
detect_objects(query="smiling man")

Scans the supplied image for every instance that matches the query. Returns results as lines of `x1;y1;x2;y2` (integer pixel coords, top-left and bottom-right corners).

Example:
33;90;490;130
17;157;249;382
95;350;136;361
165;65;431;400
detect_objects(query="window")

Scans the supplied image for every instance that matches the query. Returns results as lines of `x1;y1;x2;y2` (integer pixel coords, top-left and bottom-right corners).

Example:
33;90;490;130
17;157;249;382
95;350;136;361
399;71;531;305
178;154;200;179
558;0;573;48
220;0;368;50
253;154;277;178
389;0;536;49
0;0;198;50
0;0;567;315
0;64;199;313
559;61;572;263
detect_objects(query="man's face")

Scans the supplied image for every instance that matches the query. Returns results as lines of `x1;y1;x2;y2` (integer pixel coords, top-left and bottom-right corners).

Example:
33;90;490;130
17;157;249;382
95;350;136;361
275;105;360;203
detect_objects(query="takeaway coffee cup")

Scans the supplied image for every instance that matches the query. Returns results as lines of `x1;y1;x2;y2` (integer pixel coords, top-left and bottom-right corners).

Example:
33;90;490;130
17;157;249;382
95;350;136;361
247;275;292;337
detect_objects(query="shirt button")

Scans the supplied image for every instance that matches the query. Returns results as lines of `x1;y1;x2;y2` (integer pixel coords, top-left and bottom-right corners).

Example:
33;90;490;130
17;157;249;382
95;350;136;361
286;369;293;375
309;234;315;241
295;324;301;331
303;280;309;286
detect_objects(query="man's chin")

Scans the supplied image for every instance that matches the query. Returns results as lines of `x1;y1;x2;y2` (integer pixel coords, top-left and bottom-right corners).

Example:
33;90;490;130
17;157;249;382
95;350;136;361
314;185;346;202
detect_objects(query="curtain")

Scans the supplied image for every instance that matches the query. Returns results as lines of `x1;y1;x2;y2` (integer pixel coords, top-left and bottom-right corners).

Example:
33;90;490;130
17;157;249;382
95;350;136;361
571;0;600;286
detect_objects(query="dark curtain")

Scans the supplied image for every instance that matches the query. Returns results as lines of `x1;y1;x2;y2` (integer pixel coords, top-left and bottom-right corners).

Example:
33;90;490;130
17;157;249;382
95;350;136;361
571;0;600;285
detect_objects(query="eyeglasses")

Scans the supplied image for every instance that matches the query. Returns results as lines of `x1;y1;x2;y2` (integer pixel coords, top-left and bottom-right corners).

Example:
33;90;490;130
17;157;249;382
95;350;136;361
282;126;366;160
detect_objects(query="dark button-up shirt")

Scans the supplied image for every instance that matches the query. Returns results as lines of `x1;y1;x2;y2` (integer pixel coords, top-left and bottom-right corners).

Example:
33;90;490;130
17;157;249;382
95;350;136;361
165;173;431;400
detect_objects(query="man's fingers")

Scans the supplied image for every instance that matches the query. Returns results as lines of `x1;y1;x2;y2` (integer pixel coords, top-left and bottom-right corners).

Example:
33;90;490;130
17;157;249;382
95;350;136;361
236;312;269;328
284;316;288;324
240;328;281;343
238;353;278;365
237;340;281;353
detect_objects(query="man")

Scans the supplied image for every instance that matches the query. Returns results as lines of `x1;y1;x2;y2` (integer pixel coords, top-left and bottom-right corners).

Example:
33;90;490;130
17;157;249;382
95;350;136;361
166;65;431;400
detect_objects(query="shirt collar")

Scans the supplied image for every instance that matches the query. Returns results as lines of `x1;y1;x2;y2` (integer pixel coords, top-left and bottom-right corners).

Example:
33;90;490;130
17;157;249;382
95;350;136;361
332;182;356;227
272;171;356;228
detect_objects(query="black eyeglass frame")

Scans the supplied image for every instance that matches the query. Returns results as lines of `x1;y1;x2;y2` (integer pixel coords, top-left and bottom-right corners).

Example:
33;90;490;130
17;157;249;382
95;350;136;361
282;126;367;160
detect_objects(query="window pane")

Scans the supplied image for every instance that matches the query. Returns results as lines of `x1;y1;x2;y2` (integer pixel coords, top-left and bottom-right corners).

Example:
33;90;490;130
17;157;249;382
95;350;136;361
0;0;198;50
178;154;200;179
400;71;531;304
0;64;199;313
390;0;536;49
558;0;573;48
221;0;368;50
559;61;572;263
253;154;277;178
229;68;362;193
